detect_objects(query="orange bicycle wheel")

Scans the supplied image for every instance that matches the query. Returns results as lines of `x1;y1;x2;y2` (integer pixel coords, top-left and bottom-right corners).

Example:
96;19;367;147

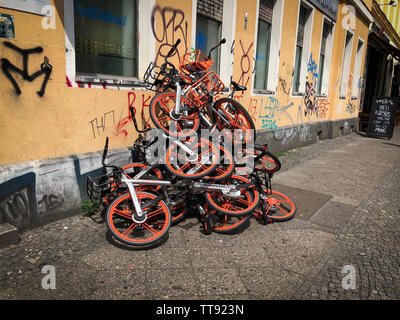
106;191;171;247
205;175;259;216
165;138;219;179
203;202;251;234
212;98;255;144
121;163;164;191
203;144;235;181
149;92;199;137
257;190;296;222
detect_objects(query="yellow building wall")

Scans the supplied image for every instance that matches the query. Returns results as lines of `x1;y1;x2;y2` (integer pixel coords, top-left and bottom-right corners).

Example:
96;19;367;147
376;0;400;37
0;0;370;166
328;1;370;121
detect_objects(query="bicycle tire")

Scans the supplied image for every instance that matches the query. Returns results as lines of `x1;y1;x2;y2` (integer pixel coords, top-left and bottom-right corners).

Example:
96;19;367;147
149;92;200;137
212;98;256;144
203;144;235;181
235;149;281;175
204;203;252;234
259;190;296;222
205;175;260;216
106;191;171;247
164;138;220;179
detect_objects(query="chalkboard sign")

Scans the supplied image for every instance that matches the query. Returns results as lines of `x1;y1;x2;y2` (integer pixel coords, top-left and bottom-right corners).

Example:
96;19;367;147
367;97;399;139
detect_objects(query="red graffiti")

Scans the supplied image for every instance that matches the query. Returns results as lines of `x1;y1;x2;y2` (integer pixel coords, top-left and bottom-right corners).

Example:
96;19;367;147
317;99;329;119
247;98;258;122
115;92;153;137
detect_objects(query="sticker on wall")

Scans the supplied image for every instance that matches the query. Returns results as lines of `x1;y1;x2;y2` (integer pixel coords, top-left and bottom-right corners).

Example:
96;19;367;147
0;13;14;39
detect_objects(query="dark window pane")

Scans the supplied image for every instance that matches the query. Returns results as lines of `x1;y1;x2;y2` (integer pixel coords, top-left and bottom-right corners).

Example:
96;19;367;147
254;19;271;90
317;54;325;94
196;14;221;73
293;45;302;92
74;0;137;77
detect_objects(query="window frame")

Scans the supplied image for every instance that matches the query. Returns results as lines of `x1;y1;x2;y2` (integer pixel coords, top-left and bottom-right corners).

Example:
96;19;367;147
291;0;314;96
252;0;284;96
351;37;365;99
316;17;335;97
64;0;155;88
339;29;355;99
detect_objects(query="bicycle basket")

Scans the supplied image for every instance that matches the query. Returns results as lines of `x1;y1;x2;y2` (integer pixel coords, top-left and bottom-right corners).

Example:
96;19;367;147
143;62;174;92
179;50;214;75
86;172;123;204
186;71;225;107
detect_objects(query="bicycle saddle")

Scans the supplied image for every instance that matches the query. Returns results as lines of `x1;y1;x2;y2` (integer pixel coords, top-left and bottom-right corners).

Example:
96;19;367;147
231;81;247;92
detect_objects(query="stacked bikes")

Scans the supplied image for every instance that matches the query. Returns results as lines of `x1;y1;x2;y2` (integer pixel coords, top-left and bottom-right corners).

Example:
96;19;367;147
86;39;296;248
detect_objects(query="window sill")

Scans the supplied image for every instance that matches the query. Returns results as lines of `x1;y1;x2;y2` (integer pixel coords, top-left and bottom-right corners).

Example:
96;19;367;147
350;96;358;100
254;89;275;95
339;96;347;100
292;92;304;97
75;74;146;88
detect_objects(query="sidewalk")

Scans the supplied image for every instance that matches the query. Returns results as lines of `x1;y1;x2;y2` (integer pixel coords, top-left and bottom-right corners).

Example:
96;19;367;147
0;128;399;300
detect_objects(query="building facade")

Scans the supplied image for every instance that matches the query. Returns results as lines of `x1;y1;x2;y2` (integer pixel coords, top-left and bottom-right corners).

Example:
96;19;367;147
0;0;373;230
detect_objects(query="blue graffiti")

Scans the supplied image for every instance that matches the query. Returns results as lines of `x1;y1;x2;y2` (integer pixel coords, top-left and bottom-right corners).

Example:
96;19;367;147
307;54;318;81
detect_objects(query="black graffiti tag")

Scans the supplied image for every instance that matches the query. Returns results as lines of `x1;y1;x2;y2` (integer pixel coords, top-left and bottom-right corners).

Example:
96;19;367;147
1;41;53;97
151;6;189;65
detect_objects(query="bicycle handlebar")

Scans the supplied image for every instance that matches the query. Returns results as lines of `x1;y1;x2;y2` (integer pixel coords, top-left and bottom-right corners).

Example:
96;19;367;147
208;38;226;58
129;106;151;133
166;39;181;58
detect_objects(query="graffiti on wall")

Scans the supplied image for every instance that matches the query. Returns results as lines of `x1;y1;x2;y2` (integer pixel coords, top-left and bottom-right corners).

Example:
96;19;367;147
259;96;279;130
307;54;318;82
304;79;319;117
237;40;254;89
346;99;356;114
317;98;329;119
113;91;153;139
89;111;117;140
151;5;189;65
1;41;53;97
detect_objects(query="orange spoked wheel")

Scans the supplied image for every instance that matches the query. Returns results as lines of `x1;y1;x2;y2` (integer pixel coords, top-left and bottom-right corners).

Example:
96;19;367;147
205;175;259;216
212;98;255;144
203;202;251;234
255;190;296;222
171;199;187;225
235;149;281;175
165;138;220;179
106;191;171;247
121;163;164;191
203;144;235;181
149;92;200;138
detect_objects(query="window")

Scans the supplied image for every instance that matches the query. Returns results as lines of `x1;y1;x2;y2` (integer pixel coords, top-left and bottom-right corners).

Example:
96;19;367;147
196;0;224;73
339;30;354;98
292;4;313;94
351;39;365;98
73;0;138;78
317;21;331;94
254;0;274;90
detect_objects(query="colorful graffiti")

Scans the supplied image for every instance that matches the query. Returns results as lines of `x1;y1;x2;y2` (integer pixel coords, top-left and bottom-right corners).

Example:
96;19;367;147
304;80;318;117
1;41;53;97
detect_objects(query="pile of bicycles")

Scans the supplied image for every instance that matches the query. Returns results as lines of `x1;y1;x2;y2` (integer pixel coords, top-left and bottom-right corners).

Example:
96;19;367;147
86;39;296;248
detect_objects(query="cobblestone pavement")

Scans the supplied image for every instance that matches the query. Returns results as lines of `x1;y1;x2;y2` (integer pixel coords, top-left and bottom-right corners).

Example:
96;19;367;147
0;129;399;300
